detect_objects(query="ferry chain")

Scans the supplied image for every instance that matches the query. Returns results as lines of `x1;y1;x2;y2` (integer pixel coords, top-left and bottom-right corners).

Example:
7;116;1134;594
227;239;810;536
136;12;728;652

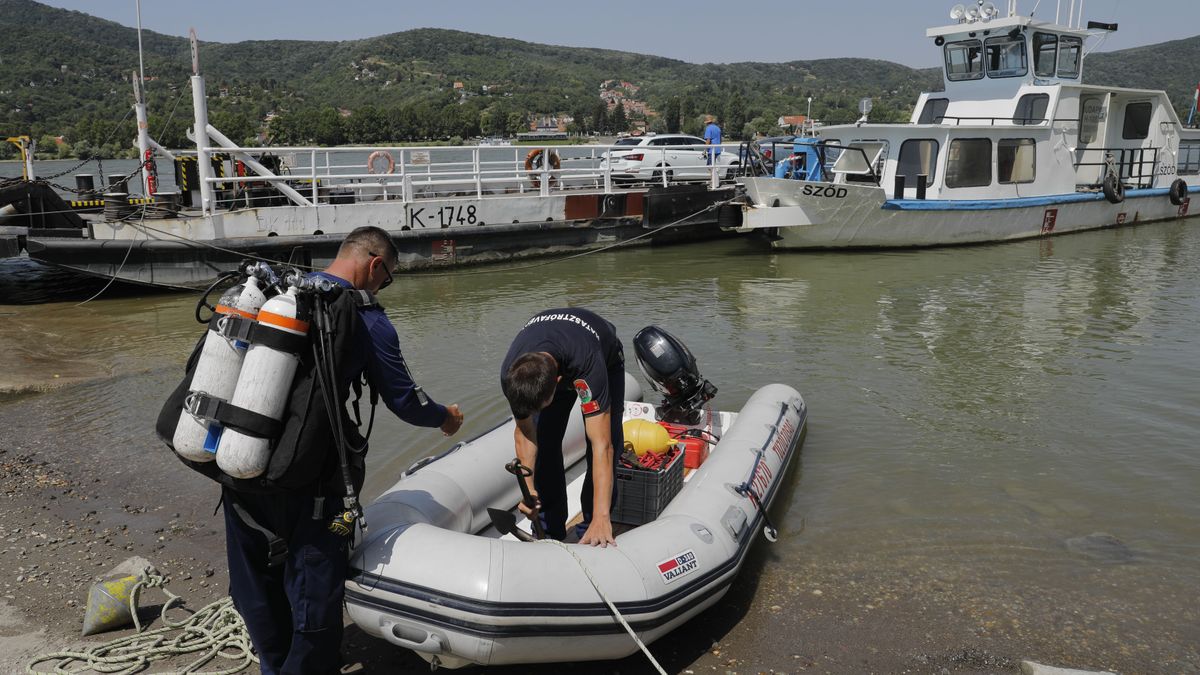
26;568;256;675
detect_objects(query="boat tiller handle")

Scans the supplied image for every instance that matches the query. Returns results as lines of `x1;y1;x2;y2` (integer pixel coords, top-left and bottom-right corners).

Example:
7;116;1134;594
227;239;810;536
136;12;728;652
381;620;445;654
505;458;545;540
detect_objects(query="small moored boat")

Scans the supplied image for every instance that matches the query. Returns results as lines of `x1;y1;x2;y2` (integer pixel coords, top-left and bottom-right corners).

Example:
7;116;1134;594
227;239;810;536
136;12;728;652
344;329;807;669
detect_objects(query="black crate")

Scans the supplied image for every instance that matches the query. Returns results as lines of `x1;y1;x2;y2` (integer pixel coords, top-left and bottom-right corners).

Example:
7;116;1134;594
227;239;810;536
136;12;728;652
612;447;684;526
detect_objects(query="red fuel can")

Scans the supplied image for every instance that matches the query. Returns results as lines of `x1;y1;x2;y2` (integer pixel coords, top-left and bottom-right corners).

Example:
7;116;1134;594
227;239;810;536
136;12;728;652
657;421;711;469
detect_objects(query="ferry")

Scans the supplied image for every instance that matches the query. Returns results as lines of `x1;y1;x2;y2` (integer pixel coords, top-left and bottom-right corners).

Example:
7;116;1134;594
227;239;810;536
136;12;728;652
0;33;737;292
733;0;1200;248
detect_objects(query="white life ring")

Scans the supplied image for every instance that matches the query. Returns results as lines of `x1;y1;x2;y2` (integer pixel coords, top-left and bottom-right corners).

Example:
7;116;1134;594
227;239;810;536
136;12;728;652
367;150;395;175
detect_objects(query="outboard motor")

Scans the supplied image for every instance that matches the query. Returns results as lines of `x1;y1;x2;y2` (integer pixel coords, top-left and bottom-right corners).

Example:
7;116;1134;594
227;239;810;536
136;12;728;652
632;325;717;425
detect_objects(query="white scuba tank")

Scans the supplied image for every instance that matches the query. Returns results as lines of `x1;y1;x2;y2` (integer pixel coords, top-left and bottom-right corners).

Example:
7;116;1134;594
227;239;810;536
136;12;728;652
216;286;310;479
173;277;267;461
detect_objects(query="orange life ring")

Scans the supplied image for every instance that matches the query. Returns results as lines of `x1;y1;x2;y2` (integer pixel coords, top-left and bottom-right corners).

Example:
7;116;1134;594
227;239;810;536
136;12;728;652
367;150;395;175
524;149;561;188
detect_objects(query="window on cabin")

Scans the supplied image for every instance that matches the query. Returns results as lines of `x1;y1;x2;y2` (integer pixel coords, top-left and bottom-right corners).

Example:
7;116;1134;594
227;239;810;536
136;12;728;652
1122;102;1152;140
831;140;888;183
944;40;984;81
985;35;1028;78
1014;94;1050;125
898;139;940;182
945;138;992;188
919;98;949;124
1033;33;1057;77
1179;141;1200;175
1079;96;1104;144
998;138;1036;183
1057;36;1082;78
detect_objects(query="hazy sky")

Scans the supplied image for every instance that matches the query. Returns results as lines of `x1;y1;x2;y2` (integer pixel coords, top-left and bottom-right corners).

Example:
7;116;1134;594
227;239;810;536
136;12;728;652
37;0;1200;68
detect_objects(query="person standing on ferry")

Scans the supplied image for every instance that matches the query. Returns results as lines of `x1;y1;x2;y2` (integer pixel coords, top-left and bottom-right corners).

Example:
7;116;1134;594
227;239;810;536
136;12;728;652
703;114;723;165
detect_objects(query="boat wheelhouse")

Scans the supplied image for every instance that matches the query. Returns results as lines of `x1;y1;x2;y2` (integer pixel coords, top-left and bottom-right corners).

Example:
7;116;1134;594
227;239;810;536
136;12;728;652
735;0;1200;248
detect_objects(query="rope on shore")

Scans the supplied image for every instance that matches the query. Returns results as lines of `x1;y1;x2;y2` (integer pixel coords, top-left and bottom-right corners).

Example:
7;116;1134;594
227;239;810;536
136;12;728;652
26;569;256;675
541;539;668;675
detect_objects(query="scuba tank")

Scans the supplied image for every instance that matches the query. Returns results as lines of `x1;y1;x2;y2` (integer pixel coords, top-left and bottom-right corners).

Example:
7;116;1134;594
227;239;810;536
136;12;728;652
174;276;267;461
216;285;311;478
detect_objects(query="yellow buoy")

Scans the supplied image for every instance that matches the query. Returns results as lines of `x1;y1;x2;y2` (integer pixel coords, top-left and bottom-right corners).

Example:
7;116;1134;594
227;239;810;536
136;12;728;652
622;419;673;457
81;575;139;636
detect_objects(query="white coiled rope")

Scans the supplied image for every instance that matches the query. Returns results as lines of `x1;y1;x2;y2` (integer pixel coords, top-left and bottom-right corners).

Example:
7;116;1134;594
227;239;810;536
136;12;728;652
26;569;255;675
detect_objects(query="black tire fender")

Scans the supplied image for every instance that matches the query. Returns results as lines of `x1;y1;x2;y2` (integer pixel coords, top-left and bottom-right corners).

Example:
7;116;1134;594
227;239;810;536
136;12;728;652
1103;174;1125;204
1169;178;1189;206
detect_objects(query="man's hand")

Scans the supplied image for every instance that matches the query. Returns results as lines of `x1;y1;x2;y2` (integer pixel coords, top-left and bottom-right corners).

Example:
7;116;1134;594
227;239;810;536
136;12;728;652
517;490;541;519
579;514;616;548
440;404;463;436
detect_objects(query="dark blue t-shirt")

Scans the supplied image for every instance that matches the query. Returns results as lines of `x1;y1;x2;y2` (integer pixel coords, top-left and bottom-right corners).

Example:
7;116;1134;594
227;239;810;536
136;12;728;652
500;308;623;419
312;272;447;429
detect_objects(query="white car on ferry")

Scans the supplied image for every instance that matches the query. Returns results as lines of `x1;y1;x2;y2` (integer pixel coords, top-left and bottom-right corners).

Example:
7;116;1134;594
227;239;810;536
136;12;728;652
599;133;739;184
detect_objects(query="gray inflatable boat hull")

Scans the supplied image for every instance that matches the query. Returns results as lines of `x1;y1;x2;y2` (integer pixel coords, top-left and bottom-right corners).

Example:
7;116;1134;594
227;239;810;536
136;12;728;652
345;376;807;668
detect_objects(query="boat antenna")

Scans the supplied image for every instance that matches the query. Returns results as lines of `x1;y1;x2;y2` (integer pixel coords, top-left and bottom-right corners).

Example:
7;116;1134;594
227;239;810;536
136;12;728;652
1029;0;1043;18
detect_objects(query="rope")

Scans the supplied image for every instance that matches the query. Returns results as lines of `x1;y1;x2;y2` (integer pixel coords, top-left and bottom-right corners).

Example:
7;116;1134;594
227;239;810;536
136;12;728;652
73;207;145;306
539;540;668;675
26;568;256;675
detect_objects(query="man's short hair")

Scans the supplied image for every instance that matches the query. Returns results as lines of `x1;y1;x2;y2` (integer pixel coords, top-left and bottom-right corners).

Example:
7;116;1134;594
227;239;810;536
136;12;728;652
502;352;558;419
339;226;398;266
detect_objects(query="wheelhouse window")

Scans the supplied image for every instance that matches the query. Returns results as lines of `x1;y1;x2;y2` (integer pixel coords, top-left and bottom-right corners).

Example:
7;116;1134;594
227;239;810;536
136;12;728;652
1179;141;1200;175
1122;102;1152;140
998;139;1036;183
1057;36;1082;78
1014;94;1049;125
1033;33;1057;77
898;139;940;182
984;35;1028;78
919;98;949;124
945;138;992;188
945;40;983;81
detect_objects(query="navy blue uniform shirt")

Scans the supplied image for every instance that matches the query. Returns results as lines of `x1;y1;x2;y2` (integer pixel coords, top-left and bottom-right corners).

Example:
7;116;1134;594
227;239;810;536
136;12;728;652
500;308;623;419
312;271;447;428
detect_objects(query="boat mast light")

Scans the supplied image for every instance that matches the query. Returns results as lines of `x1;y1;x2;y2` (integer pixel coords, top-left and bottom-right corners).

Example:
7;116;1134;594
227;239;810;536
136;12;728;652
950;3;967;21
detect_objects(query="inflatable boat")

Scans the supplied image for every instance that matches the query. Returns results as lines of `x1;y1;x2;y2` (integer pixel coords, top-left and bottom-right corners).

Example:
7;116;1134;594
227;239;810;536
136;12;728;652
345;327;808;669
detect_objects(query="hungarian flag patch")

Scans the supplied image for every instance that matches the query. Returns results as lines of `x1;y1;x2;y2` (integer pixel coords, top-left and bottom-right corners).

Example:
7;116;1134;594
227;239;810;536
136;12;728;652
574;379;600;414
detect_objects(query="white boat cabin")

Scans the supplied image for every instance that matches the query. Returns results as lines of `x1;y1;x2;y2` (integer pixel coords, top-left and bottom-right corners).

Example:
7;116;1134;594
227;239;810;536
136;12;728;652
812;2;1200;201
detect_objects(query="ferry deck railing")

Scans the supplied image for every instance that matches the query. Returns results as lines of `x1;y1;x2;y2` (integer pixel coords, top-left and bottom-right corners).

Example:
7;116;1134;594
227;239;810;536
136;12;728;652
188;142;739;214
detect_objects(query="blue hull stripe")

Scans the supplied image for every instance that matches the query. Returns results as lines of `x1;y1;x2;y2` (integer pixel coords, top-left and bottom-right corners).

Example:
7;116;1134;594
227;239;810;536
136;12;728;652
882;185;1196;211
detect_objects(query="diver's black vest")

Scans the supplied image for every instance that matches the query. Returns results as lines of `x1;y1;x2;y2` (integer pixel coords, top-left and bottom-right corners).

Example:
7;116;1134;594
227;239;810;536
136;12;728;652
156;286;376;495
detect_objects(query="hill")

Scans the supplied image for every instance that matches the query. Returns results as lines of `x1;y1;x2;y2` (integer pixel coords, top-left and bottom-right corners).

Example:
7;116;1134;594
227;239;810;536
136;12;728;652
0;0;1196;157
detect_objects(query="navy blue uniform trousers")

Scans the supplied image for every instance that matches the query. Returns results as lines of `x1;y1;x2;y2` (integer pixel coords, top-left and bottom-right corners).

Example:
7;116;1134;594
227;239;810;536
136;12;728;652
223;488;347;675
533;366;625;540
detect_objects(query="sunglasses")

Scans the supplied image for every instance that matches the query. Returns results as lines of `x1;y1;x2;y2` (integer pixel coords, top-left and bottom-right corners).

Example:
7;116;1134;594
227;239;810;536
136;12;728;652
368;251;394;290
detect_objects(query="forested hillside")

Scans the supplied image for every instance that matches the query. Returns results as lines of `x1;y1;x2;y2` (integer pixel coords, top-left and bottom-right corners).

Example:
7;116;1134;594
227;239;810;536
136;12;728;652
1;0;1196;159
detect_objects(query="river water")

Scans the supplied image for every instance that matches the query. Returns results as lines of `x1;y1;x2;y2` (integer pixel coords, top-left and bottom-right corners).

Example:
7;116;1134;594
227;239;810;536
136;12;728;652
1;220;1198;670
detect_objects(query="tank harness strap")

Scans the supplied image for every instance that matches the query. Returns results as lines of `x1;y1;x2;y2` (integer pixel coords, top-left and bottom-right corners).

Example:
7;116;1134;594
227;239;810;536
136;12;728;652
212;315;309;355
185;392;283;439
348;288;379;437
224;493;288;568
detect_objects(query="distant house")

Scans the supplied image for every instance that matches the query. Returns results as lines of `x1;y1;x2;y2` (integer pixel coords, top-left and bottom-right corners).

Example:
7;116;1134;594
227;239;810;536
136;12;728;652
453;81;464;90
777;115;808;130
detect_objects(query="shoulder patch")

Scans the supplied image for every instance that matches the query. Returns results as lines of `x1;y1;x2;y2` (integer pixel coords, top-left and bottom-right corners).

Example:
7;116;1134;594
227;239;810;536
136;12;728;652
575;379;600;414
